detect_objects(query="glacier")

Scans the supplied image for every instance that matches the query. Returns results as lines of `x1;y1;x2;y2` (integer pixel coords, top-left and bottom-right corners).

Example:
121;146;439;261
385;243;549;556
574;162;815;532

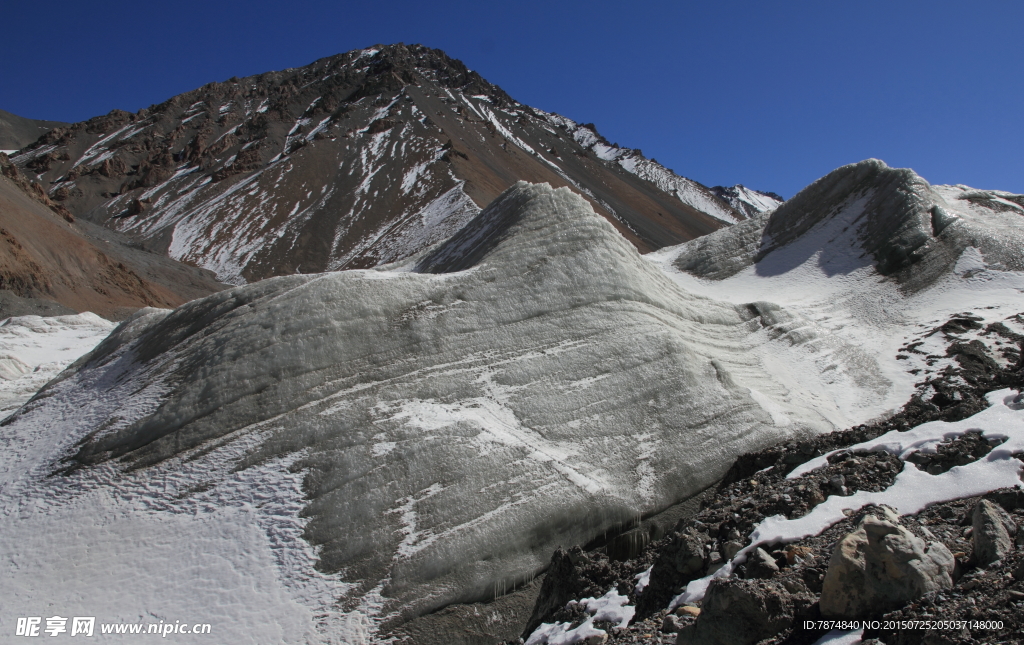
0;183;838;641
2;166;1022;643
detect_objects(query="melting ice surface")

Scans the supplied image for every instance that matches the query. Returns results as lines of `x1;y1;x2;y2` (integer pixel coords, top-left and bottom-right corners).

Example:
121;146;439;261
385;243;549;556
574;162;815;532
0;183;826;641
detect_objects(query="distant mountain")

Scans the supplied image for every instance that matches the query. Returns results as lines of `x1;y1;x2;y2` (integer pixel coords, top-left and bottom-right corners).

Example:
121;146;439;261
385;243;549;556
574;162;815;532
11;44;769;285
0;109;68;151
0;153;225;319
710;184;783;219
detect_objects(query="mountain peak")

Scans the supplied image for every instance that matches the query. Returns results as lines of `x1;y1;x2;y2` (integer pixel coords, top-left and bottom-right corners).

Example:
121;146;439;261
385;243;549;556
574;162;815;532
13;43;746;286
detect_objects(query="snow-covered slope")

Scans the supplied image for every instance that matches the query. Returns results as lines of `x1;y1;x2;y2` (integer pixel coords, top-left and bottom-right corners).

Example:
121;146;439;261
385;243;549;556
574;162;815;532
13;44;740;285
0;313;114;415
0;183;834;642
669;159;1024;287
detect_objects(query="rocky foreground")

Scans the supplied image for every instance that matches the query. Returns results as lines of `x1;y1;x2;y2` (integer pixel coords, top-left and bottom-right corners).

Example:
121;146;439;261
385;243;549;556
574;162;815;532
512;312;1024;645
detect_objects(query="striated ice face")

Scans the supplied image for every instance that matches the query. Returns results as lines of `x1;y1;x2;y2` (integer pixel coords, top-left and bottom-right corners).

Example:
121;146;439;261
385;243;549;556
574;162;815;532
2;183;837;631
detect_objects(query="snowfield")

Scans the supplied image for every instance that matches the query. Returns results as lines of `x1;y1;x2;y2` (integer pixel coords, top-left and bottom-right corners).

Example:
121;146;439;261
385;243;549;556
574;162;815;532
1;161;1023;644
0;313;114;417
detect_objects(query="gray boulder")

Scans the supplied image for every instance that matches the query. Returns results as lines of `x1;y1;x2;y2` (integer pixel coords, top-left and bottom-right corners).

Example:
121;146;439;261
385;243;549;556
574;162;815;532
661;614;683;633
972;499;1017;566
745;547;780;579
819;515;954;618
676;578;795;645
670;531;709;577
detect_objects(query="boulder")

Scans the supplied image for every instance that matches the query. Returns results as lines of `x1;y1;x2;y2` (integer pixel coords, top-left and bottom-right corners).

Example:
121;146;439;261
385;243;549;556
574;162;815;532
669;530;708;577
722;540;744;560
819;515;954;618
637;530;707;615
662;614;683;633
745;547;779;579
675;578;794;645
972;499;1017;566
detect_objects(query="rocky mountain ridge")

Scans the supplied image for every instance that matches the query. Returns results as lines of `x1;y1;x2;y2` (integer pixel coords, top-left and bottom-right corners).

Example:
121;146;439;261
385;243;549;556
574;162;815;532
10;44;778;285
0;109;67;151
0;153;225;319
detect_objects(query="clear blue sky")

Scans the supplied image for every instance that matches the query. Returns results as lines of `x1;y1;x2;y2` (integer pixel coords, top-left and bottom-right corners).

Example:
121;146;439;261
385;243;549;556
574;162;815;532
4;1;1021;198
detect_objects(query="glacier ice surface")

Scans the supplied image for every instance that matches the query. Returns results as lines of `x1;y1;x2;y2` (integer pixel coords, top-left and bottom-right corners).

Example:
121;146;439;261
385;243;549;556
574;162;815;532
5;169;1022;639
1;183;832;633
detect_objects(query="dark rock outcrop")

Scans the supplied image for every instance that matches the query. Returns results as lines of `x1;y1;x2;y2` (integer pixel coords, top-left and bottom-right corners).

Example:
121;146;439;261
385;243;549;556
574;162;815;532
675;578;798;645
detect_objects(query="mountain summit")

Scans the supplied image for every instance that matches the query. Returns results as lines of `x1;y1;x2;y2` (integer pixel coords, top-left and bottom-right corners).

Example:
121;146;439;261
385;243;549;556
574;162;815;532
11;44;777;284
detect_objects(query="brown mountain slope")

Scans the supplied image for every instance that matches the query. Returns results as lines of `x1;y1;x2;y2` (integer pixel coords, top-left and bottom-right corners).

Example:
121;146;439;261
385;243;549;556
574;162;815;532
0;154;226;319
12;44;764;285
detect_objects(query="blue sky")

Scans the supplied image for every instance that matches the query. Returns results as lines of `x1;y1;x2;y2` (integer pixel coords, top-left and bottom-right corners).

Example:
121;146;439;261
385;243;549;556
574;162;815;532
4;1;1021;198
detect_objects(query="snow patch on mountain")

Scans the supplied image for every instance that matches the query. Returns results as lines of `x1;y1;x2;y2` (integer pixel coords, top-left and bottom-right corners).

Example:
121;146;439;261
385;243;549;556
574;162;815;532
711;184;784;219
531;109;742;225
620;156;742;224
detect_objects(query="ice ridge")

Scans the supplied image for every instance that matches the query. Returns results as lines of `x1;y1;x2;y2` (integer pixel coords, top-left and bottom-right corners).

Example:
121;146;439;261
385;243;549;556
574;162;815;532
6;182;833;626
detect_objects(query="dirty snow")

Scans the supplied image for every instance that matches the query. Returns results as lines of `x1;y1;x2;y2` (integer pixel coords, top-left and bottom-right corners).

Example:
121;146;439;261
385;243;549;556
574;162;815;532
526;589;634;645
